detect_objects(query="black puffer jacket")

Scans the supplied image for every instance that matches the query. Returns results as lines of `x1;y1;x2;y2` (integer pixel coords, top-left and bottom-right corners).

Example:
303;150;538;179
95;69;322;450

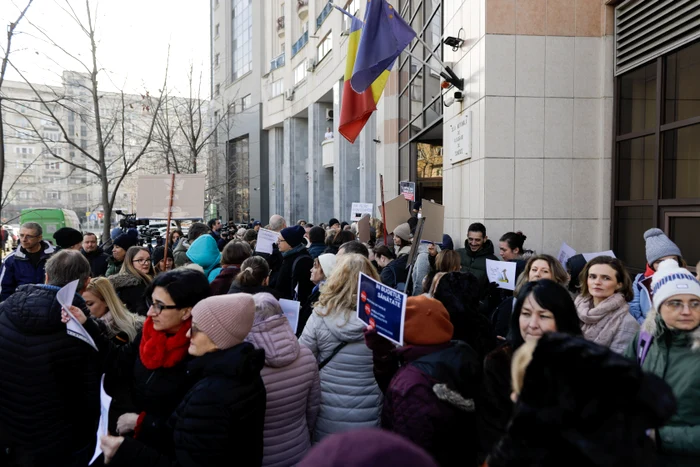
108;343;267;467
109;273;149;316
0;284;100;467
82;247;110;277
274;248;313;303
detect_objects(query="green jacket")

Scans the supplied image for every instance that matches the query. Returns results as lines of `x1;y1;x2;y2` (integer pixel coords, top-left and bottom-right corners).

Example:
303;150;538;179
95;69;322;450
105;257;123;277
625;312;700;463
456;239;498;290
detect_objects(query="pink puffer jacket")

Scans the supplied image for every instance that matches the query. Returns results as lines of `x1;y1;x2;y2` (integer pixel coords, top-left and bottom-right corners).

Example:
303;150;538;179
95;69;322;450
246;314;321;467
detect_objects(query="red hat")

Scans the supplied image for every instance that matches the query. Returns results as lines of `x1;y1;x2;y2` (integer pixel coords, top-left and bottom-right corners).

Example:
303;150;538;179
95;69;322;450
404;295;453;345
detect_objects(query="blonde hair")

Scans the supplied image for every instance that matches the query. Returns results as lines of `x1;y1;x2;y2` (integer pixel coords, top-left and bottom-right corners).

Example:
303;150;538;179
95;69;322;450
86;277;144;342
316;254;380;319
120;246;154;284
511;340;536;397
515;254;569;295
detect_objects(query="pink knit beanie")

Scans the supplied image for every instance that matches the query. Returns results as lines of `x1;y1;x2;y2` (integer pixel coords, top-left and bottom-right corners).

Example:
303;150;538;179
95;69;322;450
191;293;255;350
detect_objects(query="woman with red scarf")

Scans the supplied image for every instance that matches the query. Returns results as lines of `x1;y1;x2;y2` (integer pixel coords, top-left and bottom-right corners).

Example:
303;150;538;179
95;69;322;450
71;268;211;458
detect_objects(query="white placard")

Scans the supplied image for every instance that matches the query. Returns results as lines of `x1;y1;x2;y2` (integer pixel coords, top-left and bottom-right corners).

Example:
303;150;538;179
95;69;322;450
486;259;517;291
58;280;97;351
448;111;472;164
255;228;278;255
351;203;374;220
279;299;300;334
557;242;577;268
582;250;616;262
89;375;113;465
136;174;206;220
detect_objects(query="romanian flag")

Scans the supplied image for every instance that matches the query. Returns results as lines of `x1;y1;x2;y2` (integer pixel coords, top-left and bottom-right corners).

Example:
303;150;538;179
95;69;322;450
338;15;387;144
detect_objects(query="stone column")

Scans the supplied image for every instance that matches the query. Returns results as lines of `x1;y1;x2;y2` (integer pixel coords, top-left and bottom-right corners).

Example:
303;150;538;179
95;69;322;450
283;117;309;223
333;79;361;222
359;112;377;204
267;128;285;219
308;102;335;225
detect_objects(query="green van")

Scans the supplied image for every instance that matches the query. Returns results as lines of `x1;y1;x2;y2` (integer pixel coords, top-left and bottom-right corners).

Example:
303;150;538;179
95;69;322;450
19;208;81;246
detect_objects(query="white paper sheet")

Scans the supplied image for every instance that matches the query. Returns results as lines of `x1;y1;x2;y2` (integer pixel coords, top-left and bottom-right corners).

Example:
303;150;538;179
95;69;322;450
89;374;113;465
486;259;517;291
557;242;577;268
279;299;300;334
351;202;373;220
255;228;278;255
582;250;616;262
58;280;97;351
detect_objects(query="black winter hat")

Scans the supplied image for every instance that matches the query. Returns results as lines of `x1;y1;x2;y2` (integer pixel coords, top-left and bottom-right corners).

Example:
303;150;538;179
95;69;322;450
328;218;340;227
53;227;83;249
113;229;139;250
152;246;173;266
280;225;305;248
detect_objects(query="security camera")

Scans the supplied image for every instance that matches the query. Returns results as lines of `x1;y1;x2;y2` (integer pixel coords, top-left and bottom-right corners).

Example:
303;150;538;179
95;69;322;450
443;91;464;108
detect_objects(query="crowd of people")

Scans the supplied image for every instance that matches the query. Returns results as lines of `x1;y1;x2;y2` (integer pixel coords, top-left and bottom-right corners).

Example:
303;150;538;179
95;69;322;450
0;213;698;467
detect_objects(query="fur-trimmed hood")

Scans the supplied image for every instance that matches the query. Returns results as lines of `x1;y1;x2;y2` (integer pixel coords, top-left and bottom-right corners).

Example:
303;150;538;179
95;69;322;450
641;307;700;351
108;272;145;290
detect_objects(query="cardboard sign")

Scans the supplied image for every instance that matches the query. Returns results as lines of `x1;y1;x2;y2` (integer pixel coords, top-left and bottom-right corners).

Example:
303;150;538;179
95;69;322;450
486;259;517;291
58;280;97;351
351;203;374;221
356;272;407;345
136;174;206;220
557;242;577;268
279;299;301;334
358;214;371;243
255;228;278;255
419;199;444;244
400;181;416;201
582;250;616;262
384;195;411;235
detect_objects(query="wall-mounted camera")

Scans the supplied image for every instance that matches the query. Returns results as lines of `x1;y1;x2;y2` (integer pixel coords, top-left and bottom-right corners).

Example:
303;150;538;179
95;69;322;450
443;91;464;108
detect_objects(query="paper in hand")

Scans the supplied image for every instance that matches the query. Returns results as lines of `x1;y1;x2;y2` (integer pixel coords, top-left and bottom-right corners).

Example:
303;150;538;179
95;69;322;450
486;259;517;291
89;374;113;465
279;299;301;334
58;279;97;351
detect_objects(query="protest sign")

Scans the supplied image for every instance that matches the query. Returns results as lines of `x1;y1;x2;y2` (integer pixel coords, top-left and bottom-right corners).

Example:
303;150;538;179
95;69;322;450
90;375;113;465
557;242;577;268
384;195;410;235
356;272;407;345
419;199;445;244
255;228;278;255
486;259;517;291
279;299;300;334
58;280;97;351
136;174;206;220
582;250;616;262
351;202;374;221
400;181;416;201
358;214;371;243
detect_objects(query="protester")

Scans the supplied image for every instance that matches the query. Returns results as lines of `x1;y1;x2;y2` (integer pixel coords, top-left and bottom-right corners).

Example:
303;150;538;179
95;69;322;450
307;226;327;259
276;225;314;303
298;428;439;467
365;295;481;466
173;222;209;267
83;277;145;344
575;256;638;354
82;231;110;277
229;256;279;297
207;218;226;250
269;215;288;233
243;228;258;247
109;246;153;316
565;253;588;295
0;222;56;302
169;229;183;248
491;254;569;339
328;218;340;231
253;221;262;232
436;249;461;272
440;234;454;251
625;259;700;464
210;240;252;295
53;226;84;250
299;254;337;338
0;250;99;466
106;229;139;277
246;293;321;466
98;293;266;466
478;280;582;462
630;228;684;324
324;229;355;255
456;223;499;293
498;231;533;262
299;254;382;441
337;240;369;257
485;333;676;467
151;245;174;274
185;233;222;283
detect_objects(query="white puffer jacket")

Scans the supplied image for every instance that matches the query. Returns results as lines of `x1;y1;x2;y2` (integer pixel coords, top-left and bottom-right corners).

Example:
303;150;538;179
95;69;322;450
299;307;382;442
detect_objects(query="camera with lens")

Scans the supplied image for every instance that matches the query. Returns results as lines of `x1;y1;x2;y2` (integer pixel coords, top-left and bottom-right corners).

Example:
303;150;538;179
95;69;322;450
115;210;150;229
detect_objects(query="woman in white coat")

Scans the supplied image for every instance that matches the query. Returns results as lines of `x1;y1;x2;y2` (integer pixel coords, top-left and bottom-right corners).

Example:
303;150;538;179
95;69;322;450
299;253;383;442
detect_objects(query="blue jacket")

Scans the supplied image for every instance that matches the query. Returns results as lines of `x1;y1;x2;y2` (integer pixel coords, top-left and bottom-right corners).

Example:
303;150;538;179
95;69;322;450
629;273;653;325
186;235;222;283
0;241;56;302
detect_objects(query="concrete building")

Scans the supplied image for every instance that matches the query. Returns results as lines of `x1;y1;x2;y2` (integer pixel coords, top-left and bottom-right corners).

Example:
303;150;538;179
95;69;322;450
212;0;699;274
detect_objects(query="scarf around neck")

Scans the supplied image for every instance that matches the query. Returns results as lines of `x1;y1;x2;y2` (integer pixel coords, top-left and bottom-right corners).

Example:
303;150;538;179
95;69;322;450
576;293;629;348
139;317;191;370
282;243;306;258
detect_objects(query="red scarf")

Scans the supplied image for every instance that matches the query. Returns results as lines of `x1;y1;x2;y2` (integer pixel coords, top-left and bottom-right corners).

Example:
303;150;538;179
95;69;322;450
139;317;191;370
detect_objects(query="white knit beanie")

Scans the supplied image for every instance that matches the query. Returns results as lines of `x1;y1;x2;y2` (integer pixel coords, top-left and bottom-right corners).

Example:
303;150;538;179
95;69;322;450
318;253;337;278
651;259;700;310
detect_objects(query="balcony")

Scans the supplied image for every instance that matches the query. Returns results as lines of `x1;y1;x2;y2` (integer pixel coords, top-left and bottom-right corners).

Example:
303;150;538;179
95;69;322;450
292;28;309;57
316;1;333;30
297;0;309;21
277;16;285;39
270;52;286;71
322;138;334;168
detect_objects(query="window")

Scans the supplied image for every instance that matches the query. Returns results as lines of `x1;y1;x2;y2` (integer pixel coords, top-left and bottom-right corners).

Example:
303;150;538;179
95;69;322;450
269;79;284;98
294;60;307;85
67;111;75;122
80;126;87;137
226;135;250;223
317;32;332;62
81;139;88;149
343;0;361;30
46;191;61;200
15;147;34;155
215;23;220;37
45;161;60;170
215;53;220;67
71;193;88;202
231;0;253;80
242;94;252;110
215;84;220;97
68;124;75;136
18;191;33;200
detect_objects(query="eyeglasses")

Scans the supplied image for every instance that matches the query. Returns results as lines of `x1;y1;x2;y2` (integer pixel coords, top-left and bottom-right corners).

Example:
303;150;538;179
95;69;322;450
145;298;179;314
190;324;201;336
664;300;700;312
133;258;151;264
19;234;38;240
278;238;287;244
